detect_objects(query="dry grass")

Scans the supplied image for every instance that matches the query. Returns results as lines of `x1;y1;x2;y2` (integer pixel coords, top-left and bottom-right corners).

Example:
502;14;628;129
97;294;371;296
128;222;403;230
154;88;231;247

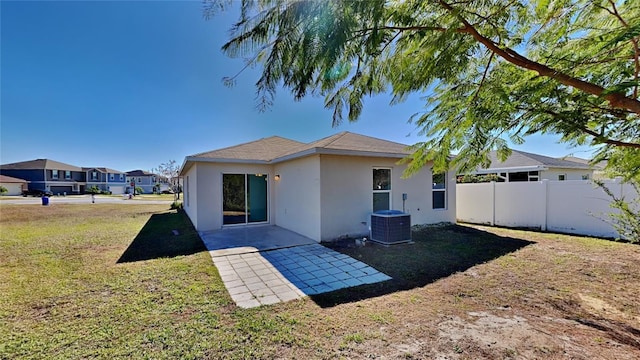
1;204;639;359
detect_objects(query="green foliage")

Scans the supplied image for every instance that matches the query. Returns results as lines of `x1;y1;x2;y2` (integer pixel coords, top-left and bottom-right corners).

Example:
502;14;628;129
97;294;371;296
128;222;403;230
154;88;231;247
134;186;144;195
209;0;640;176
0;186;7;195
86;186;101;194
170;201;183;210
456;174;501;183
594;179;640;243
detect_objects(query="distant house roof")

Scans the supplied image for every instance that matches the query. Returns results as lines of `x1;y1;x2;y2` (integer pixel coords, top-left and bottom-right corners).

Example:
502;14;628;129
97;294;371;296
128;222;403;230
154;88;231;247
184;132;411;169
560;156;607;170
0;174;28;183
477;150;592;173
83;167;125;174
126;170;156;176
0;158;82;172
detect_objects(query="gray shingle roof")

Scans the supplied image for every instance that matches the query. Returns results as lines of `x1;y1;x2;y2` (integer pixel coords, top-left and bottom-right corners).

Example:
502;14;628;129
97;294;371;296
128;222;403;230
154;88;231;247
188;132;411;163
191;136;306;162
126;170;156;176
83;167;125;174
486;150;592;170
0;174;28;183
0;158;82;171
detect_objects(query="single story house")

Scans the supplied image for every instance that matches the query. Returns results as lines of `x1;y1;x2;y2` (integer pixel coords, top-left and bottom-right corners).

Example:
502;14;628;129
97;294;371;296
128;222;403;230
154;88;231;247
0;175;28;195
470;150;594;182
179;132;456;242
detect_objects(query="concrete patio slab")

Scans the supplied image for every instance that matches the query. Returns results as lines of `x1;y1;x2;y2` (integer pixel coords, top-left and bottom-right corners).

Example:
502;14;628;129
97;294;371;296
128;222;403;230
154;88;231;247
203;226;391;308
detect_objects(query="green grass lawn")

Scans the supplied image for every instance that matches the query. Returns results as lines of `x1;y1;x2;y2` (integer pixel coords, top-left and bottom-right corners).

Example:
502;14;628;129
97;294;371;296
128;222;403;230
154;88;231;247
1;204;639;359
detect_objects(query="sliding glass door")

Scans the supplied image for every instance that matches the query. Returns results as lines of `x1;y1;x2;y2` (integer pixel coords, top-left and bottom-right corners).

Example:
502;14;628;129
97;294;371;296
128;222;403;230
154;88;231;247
223;174;268;225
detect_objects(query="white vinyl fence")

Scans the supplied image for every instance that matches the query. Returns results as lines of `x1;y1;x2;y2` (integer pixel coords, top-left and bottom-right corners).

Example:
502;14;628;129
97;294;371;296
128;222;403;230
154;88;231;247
456;179;639;239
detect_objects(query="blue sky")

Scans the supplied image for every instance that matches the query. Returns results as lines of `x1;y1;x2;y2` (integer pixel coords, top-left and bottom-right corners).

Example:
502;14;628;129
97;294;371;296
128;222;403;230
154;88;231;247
1;1;596;172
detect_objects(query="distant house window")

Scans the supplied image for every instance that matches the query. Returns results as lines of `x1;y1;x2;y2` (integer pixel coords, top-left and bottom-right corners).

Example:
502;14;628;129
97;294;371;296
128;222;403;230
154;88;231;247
508;171;539;182
109;174;115;181
558;174;566;181
137;177;142;183
151;176;156;183
582;174;590;180
52;170;59;179
186;176;190;207
91;171;98;181
65;170;71;180
432;171;447;209
372;168;391;212
119;174;124;181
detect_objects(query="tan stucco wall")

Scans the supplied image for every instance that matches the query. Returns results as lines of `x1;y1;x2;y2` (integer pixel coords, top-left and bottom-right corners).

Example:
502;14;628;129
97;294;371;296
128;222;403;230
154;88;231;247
273;155;321;241
190;162;274;232
542;168;593;181
318;155;456;241
182;165;198;230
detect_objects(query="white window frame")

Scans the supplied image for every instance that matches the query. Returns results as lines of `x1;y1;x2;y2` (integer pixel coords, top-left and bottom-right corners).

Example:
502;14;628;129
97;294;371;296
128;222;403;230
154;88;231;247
372;167;392;212
64;170;71;180
432;170;447;210
528;171;539;181
109;174;115;181
91;171;98;181
52;170;59;179
119;174;124;181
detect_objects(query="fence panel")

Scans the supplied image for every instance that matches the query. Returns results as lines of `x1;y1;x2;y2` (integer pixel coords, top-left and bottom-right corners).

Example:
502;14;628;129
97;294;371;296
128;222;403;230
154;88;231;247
456;179;638;239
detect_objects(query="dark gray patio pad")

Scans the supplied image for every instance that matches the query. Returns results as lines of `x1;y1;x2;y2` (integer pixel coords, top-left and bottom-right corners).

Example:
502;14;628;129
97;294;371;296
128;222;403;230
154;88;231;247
200;225;316;256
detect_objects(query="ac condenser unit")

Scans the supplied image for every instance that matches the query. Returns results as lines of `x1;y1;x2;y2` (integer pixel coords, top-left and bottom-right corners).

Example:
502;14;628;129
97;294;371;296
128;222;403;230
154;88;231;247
370;210;412;245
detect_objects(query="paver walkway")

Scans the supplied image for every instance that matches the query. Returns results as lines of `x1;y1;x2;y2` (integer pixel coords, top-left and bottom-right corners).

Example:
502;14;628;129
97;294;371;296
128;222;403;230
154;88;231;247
203;226;391;308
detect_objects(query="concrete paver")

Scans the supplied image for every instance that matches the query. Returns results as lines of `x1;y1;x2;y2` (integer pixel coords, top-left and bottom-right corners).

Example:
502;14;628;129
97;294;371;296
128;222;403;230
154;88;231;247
202;225;391;308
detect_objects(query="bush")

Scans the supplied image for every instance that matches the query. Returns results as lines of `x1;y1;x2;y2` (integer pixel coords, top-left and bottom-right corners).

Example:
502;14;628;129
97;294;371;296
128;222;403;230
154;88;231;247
170;201;183;210
456;174;501;183
0;186;7;195
86;186;101;194
134;186;144;195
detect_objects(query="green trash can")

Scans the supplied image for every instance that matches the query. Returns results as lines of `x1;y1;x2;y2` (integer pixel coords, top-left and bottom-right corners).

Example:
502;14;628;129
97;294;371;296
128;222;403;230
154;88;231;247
42;196;49;206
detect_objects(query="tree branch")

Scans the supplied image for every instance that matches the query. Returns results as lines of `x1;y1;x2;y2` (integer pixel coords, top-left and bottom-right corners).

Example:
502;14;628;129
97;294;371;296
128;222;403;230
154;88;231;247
437;0;640;114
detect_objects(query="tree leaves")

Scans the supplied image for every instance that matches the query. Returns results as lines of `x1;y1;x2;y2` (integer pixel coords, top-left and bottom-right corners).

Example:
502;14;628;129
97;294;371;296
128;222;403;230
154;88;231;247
208;0;640;176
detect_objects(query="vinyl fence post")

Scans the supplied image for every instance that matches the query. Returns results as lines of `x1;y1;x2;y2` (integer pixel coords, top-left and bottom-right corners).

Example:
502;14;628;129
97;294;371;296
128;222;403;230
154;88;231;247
541;179;548;231
491;181;496;226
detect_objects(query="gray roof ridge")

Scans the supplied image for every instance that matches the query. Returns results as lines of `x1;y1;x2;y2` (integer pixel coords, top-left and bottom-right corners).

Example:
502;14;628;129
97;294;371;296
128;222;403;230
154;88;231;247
190;135;298;158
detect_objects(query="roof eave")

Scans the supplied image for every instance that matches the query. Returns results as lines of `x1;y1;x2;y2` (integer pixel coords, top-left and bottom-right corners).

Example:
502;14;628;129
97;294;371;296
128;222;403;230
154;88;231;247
272;148;409;163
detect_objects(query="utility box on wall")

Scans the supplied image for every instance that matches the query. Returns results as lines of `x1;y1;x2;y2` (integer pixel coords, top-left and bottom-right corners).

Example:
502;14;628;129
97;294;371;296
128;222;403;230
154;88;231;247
370;210;412;245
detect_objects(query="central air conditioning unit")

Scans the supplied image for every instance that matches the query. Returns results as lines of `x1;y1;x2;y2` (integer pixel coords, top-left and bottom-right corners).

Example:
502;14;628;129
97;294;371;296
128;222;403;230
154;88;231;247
370;210;412;245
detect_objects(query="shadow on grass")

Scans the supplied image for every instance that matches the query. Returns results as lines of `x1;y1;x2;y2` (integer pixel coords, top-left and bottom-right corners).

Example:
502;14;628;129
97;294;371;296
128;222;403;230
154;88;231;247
117;210;206;263
312;224;534;307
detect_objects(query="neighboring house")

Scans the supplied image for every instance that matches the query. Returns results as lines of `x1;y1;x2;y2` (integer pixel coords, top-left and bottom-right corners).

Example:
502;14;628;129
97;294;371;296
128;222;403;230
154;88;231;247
0;159;85;194
561;156;608;180
0;175;28;195
125;170;167;194
469;150;594;182
179;131;456;242
83;167;128;194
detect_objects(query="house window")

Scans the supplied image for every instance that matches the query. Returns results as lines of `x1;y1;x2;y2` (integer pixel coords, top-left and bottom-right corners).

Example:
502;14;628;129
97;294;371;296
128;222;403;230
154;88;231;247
582;174;590;180
119;174;124;181
432;171;447;209
558;174;566;181
373;168;391;212
91;171;98;181
64;170;71;180
137;177;142;183
186;176;190;207
529;171;539;181
151;176;156;183
109;174;115;181
52;170;59;179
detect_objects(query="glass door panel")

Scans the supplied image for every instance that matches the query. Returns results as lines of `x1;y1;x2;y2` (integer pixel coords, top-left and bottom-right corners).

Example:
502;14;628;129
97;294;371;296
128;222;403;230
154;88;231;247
248;174;268;223
223;174;246;224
